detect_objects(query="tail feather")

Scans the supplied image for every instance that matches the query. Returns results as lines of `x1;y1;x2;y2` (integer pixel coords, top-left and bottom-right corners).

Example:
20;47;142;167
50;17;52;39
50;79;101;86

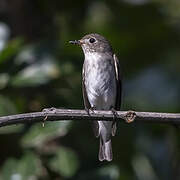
99;136;113;161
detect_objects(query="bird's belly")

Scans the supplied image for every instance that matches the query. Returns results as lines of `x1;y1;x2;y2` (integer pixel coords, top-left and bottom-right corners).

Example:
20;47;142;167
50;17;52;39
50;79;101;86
85;68;116;110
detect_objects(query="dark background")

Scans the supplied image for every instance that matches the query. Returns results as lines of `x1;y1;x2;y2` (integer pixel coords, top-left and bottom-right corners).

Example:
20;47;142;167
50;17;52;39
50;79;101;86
0;0;180;179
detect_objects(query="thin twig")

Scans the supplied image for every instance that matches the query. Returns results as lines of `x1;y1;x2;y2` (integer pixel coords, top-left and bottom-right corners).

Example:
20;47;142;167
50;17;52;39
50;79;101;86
0;108;180;128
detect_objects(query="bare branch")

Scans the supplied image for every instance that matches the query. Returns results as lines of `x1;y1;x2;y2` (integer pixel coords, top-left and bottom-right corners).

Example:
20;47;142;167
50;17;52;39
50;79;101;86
0;108;180;128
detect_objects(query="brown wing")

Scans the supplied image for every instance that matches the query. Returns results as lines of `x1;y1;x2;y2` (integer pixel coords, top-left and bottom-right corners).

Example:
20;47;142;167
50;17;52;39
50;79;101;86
112;54;122;136
82;65;99;137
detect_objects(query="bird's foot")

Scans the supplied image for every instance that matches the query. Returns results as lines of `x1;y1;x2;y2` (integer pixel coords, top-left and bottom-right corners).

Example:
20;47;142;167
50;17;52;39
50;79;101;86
125;110;136;123
111;107;118;136
111;107;118;120
85;107;95;116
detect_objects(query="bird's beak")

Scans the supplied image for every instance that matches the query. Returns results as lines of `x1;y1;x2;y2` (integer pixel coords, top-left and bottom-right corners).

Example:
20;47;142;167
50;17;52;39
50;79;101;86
69;40;83;45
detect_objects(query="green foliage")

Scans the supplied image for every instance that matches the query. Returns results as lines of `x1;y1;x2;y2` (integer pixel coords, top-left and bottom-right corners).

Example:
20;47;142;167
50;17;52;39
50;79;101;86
0;0;180;179
48;147;79;178
21;122;71;147
0;95;17;115
11;59;60;87
0;38;23;64
0;151;41;180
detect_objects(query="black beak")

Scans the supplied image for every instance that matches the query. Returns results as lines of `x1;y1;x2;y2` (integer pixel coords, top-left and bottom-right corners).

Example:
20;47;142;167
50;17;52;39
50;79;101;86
69;40;81;45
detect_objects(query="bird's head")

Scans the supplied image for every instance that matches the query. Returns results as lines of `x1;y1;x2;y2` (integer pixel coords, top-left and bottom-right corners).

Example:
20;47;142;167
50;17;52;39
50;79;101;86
69;33;113;54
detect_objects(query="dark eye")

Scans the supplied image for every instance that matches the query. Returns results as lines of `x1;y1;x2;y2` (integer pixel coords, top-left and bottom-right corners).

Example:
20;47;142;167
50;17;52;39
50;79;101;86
89;38;96;43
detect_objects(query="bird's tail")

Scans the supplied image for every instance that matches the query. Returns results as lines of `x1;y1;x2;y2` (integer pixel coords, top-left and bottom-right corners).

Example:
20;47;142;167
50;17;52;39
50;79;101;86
99;136;113;161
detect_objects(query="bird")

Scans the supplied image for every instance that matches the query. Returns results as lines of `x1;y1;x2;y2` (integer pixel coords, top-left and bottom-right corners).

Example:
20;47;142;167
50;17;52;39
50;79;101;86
69;33;122;161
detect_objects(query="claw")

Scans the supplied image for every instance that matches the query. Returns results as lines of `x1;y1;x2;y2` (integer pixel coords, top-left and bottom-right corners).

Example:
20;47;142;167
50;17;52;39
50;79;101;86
111;108;118;120
85;107;95;116
111;108;118;136
85;108;90;116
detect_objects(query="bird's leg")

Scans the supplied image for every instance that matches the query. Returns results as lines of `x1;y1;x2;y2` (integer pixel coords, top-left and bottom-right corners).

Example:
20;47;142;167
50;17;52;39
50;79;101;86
85;106;96;116
111;107;118;119
111;107;118;136
85;107;90;115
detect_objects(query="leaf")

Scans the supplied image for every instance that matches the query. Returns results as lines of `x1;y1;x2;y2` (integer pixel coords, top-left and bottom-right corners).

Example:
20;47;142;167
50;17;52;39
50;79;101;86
0;94;22;134
77;165;120;180
0;125;23;134
0;151;41;180
98;165;120;179
11;59;60;87
48;147;79;178
0;95;17;115
0;38;23;64
0;73;9;89
21;121;72;147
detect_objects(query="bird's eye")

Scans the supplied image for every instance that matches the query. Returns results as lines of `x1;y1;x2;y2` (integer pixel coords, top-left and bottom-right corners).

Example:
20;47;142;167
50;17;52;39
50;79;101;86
89;38;96;43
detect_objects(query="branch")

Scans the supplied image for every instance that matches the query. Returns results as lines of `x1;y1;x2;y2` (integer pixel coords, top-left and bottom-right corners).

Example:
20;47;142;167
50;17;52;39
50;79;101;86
0;108;180;128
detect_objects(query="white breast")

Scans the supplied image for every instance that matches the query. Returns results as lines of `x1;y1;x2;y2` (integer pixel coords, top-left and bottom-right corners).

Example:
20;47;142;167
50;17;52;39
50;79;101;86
84;52;117;110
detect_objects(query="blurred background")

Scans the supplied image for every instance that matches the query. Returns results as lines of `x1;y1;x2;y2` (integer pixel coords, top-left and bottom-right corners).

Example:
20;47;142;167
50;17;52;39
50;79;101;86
0;0;180;179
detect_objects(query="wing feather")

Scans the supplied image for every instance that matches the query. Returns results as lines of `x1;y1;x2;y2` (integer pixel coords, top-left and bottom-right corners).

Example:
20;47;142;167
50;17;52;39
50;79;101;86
112;54;122;136
113;54;122;110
